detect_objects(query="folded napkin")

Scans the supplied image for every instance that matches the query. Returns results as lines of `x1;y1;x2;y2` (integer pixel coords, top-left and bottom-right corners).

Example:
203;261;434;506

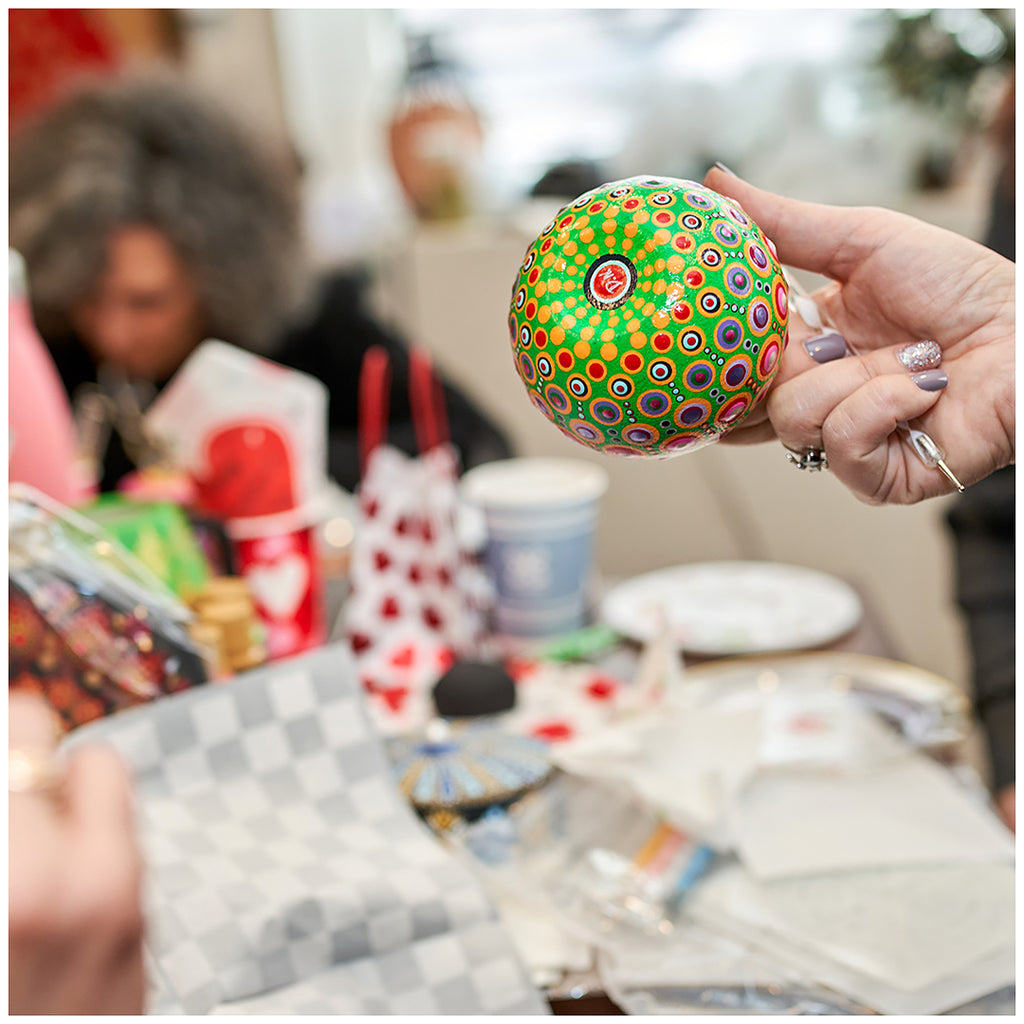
732;710;1014;880
63;645;546;1015
687;859;1014;1014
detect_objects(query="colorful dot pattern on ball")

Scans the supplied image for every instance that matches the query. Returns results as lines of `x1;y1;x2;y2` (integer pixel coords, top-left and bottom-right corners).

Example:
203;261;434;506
509;176;789;458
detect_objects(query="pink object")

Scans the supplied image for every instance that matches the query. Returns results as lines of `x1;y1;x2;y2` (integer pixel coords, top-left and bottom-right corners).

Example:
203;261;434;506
231;520;326;660
8;288;94;505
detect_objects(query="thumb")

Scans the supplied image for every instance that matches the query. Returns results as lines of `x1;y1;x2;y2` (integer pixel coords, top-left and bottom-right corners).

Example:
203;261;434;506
704;166;876;282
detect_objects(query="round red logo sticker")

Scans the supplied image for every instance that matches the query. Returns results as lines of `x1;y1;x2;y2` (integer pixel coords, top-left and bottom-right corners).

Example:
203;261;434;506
584;254;637;309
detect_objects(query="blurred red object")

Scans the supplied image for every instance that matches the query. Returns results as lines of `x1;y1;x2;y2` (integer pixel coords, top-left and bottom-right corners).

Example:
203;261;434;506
9;9;119;130
232;523;326;661
192;421;299;519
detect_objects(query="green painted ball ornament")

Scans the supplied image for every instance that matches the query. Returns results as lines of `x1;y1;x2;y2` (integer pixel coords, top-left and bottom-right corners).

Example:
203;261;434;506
509;176;789;457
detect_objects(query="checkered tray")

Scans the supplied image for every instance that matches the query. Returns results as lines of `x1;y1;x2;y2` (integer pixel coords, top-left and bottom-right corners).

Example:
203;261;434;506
63;644;547;1015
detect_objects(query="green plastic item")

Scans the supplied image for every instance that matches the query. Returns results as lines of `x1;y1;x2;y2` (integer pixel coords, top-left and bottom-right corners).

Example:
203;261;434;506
509;176;789;457
538;624;621;662
80;496;210;601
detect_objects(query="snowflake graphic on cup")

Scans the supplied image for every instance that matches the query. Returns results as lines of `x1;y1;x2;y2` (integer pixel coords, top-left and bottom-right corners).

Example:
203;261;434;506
502;545;553;593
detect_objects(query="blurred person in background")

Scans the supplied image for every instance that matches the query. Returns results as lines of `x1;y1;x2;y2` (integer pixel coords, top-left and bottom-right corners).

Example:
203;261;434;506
945;72;1015;831
9;74;512;495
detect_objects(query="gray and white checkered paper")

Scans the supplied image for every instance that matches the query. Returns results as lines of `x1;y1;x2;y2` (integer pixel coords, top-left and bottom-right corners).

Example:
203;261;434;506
64;644;546;1015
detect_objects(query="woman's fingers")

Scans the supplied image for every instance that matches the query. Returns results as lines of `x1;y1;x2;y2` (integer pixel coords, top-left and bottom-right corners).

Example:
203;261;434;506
767;341;946;452
818;374;951;503
64;745;137;841
704;166;878;280
9;691;62;754
8;694;65;857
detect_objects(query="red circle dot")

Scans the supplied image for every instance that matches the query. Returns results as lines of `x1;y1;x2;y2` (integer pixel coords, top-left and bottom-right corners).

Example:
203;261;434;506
587;361;607;380
557;350;574;369
685;270;704;288
653;332;672;351
535;329;548;347
672;302;692;321
623;353;643;372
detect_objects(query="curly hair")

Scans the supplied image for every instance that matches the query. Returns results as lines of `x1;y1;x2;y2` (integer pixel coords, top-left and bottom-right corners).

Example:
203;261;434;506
9;74;310;353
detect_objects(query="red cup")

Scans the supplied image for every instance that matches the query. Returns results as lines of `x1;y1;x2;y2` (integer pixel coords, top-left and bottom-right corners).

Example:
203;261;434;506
229;510;327;660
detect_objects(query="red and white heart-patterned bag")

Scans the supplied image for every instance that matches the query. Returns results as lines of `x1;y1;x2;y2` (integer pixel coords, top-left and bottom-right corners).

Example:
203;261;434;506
344;346;491;734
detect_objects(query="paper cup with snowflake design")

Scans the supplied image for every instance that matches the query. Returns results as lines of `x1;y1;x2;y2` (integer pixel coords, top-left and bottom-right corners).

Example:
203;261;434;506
461;457;608;638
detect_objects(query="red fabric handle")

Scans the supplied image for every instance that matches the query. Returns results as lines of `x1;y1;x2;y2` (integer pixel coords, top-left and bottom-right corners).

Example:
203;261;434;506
359;346;391;476
409;348;450;454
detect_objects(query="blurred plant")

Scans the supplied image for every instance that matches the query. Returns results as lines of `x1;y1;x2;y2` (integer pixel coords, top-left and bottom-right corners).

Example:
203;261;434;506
876;9;1014;128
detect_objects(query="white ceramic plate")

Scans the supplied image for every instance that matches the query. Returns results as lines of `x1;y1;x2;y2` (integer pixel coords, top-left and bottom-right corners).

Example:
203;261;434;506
600;561;863;655
681;651;970;750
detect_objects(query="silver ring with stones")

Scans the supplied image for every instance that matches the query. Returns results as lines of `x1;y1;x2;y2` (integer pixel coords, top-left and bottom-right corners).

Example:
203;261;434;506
784;446;829;472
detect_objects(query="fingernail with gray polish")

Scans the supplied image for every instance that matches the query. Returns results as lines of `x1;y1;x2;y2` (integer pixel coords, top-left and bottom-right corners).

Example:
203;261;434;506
897;340;942;372
912;369;948;391
803;330;848;363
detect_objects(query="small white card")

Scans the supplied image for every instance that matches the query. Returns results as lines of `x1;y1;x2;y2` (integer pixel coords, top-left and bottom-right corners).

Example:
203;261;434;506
757;688;860;767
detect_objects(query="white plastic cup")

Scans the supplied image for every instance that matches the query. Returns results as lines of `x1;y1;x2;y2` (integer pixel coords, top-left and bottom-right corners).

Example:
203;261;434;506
461;457;609;638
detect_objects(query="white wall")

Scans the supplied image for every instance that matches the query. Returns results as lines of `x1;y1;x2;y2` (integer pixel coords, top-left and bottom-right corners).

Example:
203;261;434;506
271;8;411;266
178;9;292;154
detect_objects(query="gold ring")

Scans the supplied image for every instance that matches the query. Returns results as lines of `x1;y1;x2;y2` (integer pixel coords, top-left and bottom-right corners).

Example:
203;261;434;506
9;749;64;795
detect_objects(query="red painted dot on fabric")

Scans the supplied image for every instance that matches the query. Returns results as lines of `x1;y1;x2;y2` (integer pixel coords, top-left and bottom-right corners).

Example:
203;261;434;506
379;687;410;713
586;677;618;701
504;657;540;681
389;645;416;669
350;632;372;654
532;720;574;742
